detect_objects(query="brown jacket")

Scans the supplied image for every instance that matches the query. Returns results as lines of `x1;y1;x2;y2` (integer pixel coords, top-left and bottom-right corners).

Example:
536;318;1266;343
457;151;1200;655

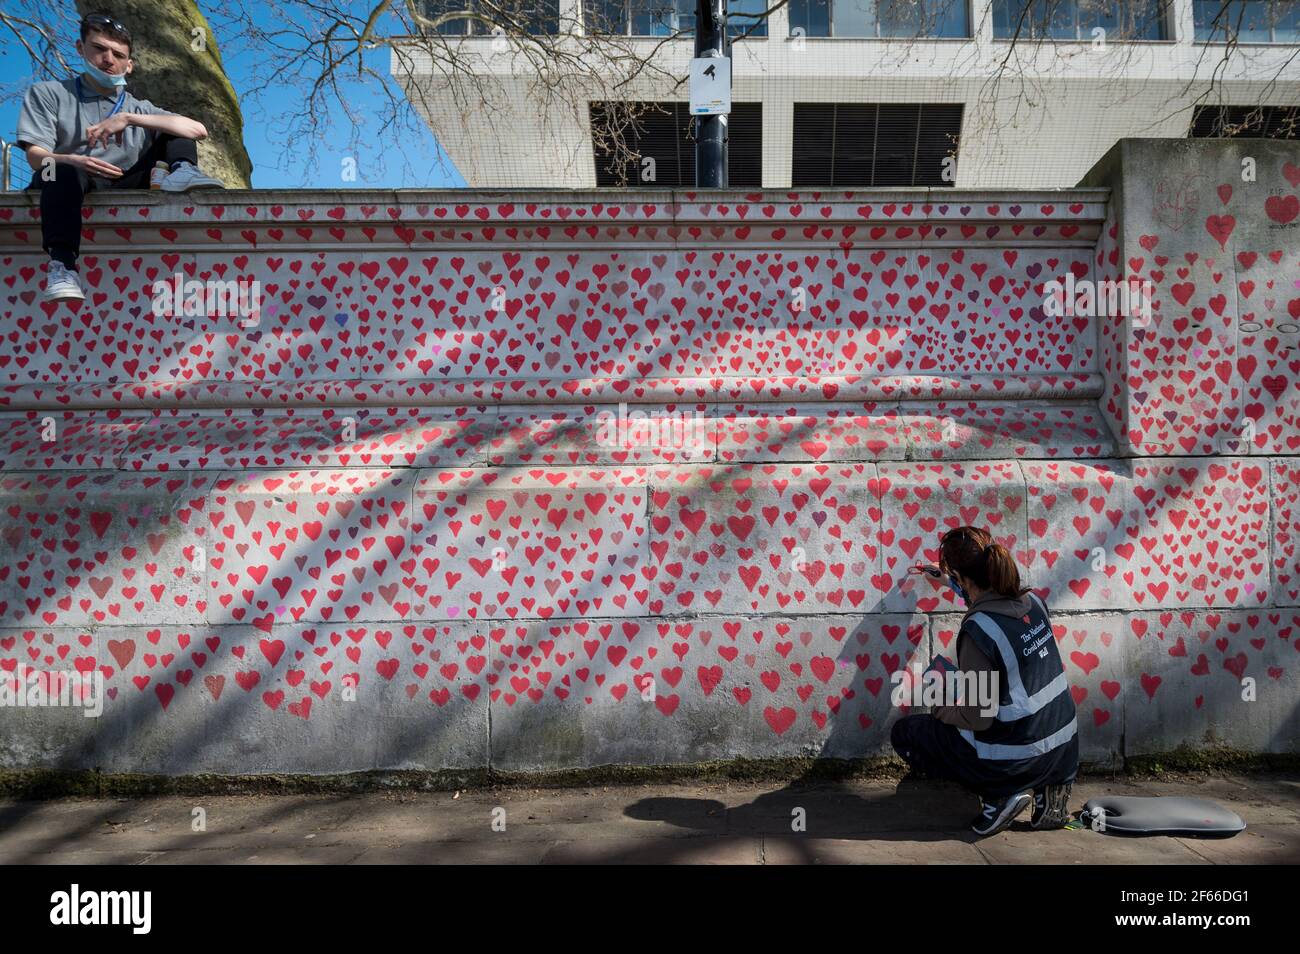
931;588;1035;732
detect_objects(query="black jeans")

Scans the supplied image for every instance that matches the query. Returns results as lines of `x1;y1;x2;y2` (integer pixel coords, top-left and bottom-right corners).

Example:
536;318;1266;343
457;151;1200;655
891;713;1079;801
27;133;198;268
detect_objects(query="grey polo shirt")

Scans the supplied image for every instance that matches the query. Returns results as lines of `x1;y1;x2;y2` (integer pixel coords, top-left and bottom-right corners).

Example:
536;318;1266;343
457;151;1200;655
16;78;174;184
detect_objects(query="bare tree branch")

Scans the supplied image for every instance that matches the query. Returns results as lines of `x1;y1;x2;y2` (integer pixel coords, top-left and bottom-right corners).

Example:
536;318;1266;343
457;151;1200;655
2;0;1297;188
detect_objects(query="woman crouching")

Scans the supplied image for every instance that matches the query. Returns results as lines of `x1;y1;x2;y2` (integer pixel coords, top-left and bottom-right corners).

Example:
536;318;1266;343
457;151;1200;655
894;525;1079;836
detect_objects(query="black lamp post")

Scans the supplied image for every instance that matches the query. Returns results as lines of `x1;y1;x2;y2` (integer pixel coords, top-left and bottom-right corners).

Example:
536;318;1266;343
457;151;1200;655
693;0;728;187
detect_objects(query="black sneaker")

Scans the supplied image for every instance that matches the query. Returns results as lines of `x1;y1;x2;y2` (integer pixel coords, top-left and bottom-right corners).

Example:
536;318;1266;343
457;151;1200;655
971;791;1032;837
1030;782;1072;830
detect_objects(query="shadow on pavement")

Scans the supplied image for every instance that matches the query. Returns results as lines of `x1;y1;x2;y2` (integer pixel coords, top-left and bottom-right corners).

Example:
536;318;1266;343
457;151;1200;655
546;773;1000;863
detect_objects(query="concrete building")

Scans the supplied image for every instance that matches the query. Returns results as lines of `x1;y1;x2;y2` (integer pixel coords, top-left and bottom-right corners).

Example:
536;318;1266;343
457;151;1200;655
392;0;1300;189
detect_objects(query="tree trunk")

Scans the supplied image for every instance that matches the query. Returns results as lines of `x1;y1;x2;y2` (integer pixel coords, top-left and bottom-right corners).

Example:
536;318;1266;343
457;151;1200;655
75;0;253;188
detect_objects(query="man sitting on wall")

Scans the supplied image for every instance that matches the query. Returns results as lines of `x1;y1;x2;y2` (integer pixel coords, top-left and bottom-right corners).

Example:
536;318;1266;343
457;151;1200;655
16;11;225;303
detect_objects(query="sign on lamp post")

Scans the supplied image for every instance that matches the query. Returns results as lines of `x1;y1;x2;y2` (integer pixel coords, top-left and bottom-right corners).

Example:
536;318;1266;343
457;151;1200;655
691;0;729;187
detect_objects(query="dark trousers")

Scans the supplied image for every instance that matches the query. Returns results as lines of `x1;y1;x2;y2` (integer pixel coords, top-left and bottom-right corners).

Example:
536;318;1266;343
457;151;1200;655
27;133;198;268
891;713;1079;801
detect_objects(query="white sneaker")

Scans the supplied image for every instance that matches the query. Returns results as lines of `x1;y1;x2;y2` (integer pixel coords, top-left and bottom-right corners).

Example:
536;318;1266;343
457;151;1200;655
43;261;85;302
160;163;225;192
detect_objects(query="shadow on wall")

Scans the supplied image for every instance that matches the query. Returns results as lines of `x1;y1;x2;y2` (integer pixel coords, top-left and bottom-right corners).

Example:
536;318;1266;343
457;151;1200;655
2;445;1297;775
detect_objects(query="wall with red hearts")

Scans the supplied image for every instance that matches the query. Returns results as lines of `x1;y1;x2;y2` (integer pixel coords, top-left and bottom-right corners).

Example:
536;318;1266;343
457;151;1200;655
0;144;1297;776
0;193;1107;406
1082;139;1300;457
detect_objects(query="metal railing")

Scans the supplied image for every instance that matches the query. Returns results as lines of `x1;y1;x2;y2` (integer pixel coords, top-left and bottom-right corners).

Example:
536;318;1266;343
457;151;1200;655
0;139;14;191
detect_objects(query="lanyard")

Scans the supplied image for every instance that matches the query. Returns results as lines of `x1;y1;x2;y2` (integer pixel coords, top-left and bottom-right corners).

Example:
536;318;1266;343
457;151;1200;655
75;77;126;118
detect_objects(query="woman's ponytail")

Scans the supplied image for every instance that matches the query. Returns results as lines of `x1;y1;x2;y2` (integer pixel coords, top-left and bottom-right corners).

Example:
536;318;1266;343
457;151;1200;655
939;527;1024;598
982;542;1021;598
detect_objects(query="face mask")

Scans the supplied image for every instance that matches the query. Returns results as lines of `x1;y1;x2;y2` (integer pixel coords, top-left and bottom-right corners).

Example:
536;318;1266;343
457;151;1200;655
83;56;127;89
948;574;968;603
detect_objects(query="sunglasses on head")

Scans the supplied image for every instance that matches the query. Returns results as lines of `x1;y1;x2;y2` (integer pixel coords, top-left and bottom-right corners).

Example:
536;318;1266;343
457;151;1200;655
83;13;131;41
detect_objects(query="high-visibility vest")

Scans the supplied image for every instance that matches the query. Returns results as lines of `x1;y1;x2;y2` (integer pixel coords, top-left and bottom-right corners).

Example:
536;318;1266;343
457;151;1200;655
957;592;1078;764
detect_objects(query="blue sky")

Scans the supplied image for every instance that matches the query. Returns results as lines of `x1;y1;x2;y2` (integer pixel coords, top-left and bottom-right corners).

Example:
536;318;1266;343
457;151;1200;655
0;4;465;189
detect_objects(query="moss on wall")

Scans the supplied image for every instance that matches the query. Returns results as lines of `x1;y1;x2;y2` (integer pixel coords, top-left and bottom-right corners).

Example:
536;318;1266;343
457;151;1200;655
4;751;1296;799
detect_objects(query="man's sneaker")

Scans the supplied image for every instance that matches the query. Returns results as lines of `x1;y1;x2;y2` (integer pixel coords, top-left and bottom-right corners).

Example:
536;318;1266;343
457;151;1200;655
970;791;1032;837
42;261;85;302
1030;782;1073;830
160;163;225;192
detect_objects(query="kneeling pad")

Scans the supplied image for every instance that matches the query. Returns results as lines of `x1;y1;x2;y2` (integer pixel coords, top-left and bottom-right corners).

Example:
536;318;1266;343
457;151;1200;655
1081;796;1245;838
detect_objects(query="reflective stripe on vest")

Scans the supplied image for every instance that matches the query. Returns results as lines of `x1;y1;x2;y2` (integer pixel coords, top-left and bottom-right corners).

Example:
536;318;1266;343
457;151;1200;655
967;608;1069;722
960;715;1078;761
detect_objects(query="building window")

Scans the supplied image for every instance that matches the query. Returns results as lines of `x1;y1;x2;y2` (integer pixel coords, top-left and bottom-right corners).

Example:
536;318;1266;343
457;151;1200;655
990;0;1168;39
418;0;560;35
788;0;970;37
585;0;768;36
591;102;763;187
1190;105;1300;138
1194;0;1299;42
791;103;962;187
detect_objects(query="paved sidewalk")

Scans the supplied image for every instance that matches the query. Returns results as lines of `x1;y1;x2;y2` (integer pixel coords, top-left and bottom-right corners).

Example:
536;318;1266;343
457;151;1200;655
1;773;1296;864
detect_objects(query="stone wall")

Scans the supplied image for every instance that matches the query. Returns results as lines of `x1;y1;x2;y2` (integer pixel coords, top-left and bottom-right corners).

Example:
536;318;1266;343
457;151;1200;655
0;141;1296;775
